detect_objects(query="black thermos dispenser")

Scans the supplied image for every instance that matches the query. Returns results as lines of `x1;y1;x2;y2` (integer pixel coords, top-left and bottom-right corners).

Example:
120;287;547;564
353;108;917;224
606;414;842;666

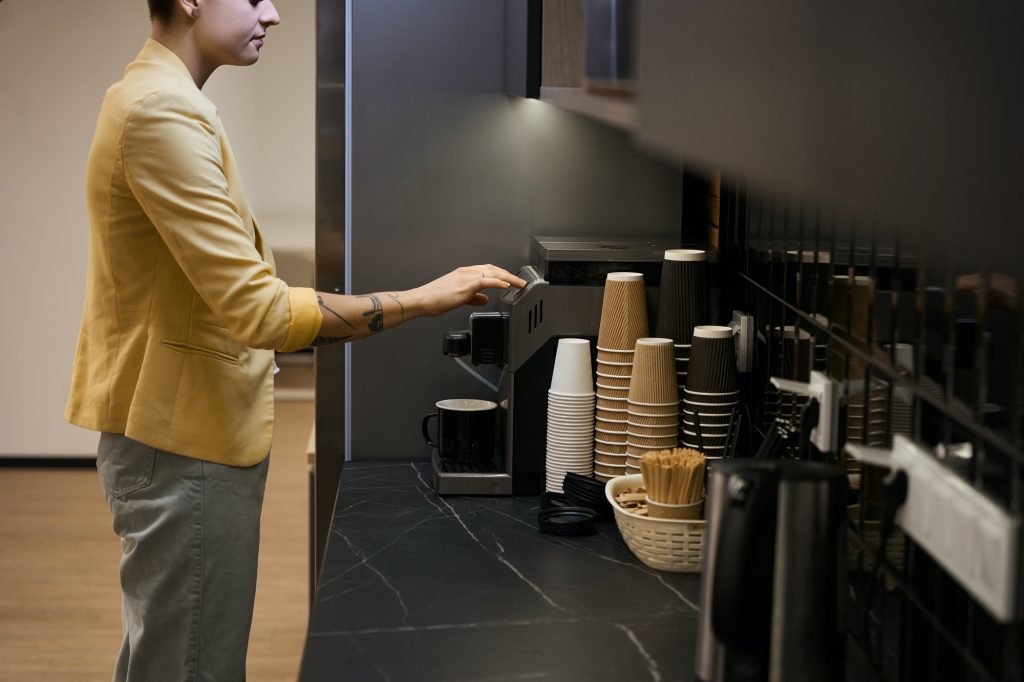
696;460;848;682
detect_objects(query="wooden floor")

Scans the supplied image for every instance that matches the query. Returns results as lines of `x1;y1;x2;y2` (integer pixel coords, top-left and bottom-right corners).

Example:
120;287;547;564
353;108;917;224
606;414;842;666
0;364;314;682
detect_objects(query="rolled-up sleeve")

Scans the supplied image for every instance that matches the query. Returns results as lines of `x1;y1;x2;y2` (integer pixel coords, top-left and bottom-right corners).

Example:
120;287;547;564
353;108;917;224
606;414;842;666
122;90;322;351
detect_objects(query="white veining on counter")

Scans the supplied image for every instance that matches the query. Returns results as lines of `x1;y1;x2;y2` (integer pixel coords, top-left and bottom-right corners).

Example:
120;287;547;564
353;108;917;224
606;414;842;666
306;463;705;680
494;554;573;615
309;616;583;639
613;622;662;682
333;528;410;622
346;634;393;681
317;581;374;604
319;513;440;592
436;488;483;545
410;462;448;514
483;506;700;612
436;487;577;616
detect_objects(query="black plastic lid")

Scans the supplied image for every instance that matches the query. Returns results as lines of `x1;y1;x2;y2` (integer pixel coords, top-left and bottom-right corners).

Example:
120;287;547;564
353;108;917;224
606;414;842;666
537;507;597;536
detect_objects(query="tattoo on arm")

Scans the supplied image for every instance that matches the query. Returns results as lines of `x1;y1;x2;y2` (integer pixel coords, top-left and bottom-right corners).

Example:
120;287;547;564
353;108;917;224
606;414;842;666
387;292;405;322
318;295;356;329
358;294;385;332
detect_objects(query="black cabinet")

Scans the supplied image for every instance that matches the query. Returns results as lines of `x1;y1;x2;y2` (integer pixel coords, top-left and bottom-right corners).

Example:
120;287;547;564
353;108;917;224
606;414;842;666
636;2;1024;264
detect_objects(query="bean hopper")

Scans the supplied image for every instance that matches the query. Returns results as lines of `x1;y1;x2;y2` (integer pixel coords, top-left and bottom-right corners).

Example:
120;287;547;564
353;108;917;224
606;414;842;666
433;236;675;495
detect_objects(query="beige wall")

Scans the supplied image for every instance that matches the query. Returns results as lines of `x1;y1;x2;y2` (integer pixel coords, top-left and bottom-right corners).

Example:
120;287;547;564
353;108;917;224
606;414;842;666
0;1;314;456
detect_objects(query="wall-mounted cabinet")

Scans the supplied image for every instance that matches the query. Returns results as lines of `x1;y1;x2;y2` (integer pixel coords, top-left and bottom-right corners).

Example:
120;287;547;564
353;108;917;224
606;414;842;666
635;2;1024;260
510;0;638;132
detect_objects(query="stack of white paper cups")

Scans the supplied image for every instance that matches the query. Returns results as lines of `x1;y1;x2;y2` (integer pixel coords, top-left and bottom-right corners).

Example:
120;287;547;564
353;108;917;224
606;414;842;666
546;339;596;492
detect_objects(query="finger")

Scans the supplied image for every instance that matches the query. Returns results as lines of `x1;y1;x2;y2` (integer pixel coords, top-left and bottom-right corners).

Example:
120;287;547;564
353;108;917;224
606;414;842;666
479;276;513;290
473;265;526;289
491;267;527;288
469;293;489;306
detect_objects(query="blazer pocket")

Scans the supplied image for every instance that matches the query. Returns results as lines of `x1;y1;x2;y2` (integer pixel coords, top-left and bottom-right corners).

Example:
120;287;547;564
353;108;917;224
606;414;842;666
161;340;240;365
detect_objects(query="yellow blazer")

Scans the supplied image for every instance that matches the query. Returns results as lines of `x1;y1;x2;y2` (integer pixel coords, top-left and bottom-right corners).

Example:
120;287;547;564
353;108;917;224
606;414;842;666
66;40;323;466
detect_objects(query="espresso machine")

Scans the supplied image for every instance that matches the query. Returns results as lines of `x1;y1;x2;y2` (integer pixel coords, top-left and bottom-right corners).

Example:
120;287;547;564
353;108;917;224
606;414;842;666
433;236;676;495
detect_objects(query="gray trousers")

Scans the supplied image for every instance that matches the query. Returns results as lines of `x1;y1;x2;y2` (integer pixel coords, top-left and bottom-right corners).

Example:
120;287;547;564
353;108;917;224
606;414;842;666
96;432;270;682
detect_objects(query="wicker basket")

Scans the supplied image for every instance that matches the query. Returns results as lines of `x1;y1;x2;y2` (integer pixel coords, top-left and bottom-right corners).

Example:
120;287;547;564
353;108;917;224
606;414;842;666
605;474;706;573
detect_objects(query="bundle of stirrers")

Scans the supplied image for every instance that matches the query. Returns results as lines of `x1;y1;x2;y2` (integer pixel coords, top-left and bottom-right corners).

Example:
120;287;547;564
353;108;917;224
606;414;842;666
640;448;705;505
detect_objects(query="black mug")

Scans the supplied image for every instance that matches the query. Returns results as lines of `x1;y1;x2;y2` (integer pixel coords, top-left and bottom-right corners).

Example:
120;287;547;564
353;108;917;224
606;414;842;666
422;399;498;463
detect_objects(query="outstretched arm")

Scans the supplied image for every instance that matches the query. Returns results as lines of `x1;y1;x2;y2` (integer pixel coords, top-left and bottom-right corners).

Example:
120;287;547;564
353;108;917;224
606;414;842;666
311;264;526;345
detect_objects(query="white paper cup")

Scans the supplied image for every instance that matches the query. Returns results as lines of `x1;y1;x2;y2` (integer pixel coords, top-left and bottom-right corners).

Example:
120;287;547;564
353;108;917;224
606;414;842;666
549;338;595;396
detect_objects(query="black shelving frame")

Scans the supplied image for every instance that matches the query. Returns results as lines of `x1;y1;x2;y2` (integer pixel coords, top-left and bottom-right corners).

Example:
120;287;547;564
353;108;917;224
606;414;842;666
716;179;1024;682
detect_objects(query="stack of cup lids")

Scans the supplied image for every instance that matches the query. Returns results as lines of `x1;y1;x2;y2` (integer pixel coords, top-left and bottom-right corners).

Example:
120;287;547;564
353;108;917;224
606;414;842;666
681;325;739;457
624;338;679;473
654;249;710;402
547;339;596;493
594;272;648;482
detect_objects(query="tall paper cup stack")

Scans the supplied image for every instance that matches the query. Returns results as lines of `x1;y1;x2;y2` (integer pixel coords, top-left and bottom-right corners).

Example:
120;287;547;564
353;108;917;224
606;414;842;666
546;339;595;492
593;272;648;482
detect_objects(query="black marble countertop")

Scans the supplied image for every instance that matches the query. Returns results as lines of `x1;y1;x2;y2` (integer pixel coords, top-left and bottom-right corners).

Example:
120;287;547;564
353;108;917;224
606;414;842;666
299;461;704;682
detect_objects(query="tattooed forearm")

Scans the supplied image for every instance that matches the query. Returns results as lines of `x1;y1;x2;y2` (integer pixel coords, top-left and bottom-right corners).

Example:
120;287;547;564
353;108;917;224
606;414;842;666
387;292;405;322
358;294;385;332
318;295;356;329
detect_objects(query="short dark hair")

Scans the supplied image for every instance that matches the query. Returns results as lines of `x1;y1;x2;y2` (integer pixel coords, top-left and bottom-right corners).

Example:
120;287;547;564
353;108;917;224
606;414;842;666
148;0;176;23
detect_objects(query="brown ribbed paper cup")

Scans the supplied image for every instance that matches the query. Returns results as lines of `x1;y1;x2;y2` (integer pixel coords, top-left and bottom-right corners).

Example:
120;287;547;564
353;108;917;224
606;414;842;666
627;424;679;440
597;273;649;351
626;442;674;457
594;440;628;455
628;402;679;417
596;360;633;378
595;407;628;422
595;451;628;464
627;433;678;449
627;338;677;405
596;462;628;477
627;412;678;428
595;374;632;389
596;394;629;410
596;347;635;364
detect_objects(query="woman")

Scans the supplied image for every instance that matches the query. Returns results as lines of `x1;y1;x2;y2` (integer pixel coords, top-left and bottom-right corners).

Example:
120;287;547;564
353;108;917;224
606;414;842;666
65;1;525;679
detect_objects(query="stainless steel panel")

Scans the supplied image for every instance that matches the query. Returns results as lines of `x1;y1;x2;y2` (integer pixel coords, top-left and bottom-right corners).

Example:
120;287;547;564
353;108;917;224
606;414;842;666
313;0;346;590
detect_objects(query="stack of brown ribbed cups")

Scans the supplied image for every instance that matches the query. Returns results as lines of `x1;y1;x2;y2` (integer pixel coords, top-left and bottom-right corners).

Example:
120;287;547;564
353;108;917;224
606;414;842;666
681;325;739;459
654;249;711;443
593;273;648;482
625;338;679;474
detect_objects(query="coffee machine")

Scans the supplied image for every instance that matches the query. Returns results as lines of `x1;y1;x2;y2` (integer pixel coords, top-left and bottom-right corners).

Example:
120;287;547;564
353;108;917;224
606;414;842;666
696;459;848;682
433;236;676;495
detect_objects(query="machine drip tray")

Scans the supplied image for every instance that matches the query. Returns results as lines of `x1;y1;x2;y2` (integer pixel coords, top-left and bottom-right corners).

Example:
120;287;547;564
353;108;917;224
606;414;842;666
430;450;513;495
437;458;503;474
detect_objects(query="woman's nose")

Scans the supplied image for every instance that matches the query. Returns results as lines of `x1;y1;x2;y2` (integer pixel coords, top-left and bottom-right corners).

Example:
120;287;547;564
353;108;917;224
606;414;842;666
261;1;281;27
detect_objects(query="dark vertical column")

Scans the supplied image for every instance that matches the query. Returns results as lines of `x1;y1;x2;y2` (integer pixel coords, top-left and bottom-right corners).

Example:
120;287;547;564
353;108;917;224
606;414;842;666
313;0;347;597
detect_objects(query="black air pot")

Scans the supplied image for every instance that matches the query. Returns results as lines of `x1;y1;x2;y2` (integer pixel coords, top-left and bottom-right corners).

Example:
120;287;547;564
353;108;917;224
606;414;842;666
696;460;848;682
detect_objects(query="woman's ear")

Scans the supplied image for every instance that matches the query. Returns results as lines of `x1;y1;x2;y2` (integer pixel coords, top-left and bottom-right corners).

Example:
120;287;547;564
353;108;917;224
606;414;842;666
177;0;201;21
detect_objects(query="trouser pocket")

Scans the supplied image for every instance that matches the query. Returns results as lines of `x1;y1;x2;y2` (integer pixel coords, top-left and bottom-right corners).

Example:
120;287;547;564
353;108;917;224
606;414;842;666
96;433;157;499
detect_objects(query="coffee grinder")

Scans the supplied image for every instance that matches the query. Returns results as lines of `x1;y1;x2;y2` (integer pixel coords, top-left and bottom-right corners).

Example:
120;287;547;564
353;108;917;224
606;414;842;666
433;236;677;495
